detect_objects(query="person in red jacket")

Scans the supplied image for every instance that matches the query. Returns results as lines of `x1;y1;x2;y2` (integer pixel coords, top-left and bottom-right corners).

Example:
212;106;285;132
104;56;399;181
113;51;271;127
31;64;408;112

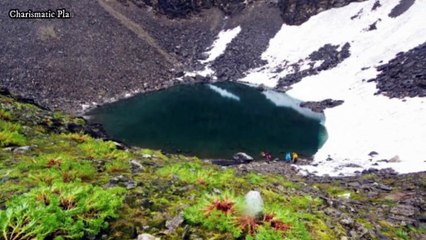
265;151;271;163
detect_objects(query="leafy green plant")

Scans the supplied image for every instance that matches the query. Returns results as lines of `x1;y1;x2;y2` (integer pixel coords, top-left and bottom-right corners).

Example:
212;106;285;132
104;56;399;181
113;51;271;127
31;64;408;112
60;133;91;143
0;121;21;132
156;162;234;188
0;131;26;147
184;191;243;238
262;204;310;240
105;159;129;174
246;225;285;240
395;228;409;240
0;120;26;147
80;139;116;159
184;192;308;239
0;110;12;120
79;139;130;161
0;182;125;240
246;173;265;185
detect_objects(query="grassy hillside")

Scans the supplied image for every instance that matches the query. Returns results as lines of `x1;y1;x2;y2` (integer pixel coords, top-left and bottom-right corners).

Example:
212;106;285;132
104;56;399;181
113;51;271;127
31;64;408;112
0;94;424;239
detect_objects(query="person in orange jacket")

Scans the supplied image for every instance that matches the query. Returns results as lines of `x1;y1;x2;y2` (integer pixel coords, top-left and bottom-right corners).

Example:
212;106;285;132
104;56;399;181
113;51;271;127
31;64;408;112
291;152;299;163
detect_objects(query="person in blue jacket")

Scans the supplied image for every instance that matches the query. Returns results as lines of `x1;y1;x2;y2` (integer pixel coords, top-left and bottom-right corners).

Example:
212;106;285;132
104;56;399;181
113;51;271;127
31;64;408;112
284;152;292;162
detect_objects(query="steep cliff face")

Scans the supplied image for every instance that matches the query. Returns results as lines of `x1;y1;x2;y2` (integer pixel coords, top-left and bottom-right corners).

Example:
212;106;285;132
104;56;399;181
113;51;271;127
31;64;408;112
123;0;255;17
277;0;366;25
123;0;367;25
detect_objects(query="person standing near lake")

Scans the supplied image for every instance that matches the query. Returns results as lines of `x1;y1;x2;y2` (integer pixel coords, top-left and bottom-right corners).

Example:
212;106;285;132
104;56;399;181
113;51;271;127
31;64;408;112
292;152;299;163
284;152;292;162
265;152;271;164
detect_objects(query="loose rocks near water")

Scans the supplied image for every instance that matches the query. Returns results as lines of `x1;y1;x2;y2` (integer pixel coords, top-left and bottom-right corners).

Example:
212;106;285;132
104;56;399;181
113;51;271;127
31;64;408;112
300;99;344;112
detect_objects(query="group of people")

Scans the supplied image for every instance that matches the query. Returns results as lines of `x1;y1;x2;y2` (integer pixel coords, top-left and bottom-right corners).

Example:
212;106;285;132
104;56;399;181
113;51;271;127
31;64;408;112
260;151;299;164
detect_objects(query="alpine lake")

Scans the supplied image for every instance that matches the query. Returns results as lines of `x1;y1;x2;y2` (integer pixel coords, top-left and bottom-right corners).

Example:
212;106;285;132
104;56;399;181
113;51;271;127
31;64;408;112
88;82;327;159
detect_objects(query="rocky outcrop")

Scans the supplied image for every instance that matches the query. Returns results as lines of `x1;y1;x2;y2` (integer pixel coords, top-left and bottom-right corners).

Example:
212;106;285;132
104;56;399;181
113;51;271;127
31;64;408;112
126;0;368;25
277;43;351;89
277;0;366;25
370;42;426;98
122;0;256;17
388;0;415;18
211;1;283;81
233;152;254;162
300;99;344;112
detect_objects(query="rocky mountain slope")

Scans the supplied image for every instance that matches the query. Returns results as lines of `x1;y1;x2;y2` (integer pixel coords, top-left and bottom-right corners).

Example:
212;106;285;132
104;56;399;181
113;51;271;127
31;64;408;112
1;0;365;113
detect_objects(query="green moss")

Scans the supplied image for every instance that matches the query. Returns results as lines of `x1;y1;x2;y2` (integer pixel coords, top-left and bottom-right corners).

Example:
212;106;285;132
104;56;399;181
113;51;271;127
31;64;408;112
0;182;124;240
289;195;322;210
357;218;374;230
307;218;338;240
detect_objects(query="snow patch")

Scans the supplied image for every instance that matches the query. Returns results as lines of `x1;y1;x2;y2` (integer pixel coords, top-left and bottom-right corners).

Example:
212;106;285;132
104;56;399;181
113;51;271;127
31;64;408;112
184;26;241;78
262;90;324;122
238;0;426;176
208;84;240;101
201;26;242;63
185;67;215;78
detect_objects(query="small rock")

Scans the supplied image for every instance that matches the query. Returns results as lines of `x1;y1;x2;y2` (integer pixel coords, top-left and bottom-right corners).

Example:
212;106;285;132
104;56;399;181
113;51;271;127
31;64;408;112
233;152;254;162
391;204;416;217
388;155;401;162
213;188;221;194
350;230;358;238
348;181;361;188
378;168;397;175
165;213;184;234
357;225;369;237
130;160;144;173
378;184;392;191
324;208;342;218
342;163;362;168
137;233;160;240
181;225;190;240
368;151;379;157
340;217;354;226
13;146;31;154
112;141;126;150
126;180;137;189
109;175;137;189
367;191;379;198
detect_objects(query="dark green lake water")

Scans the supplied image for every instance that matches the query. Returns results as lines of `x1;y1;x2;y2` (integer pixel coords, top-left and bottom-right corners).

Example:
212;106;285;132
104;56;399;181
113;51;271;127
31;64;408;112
88;82;327;159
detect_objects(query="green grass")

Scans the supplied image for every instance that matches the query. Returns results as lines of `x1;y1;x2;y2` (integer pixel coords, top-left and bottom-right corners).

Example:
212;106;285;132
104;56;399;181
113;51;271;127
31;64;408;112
0;131;26;147
156;162;235;189
0;120;26;147
0;183;124;240
184;191;311;240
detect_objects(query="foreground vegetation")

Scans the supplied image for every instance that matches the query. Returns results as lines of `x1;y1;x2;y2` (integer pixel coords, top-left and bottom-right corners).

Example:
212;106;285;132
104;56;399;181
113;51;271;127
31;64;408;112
0;94;424;239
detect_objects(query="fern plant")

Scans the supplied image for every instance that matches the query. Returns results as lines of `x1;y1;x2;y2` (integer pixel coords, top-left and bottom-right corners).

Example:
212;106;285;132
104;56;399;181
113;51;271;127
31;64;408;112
0;182;125;240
